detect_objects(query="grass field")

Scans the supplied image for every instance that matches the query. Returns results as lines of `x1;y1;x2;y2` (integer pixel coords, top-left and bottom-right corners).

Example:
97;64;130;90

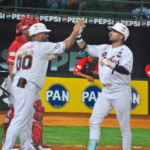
0;125;150;147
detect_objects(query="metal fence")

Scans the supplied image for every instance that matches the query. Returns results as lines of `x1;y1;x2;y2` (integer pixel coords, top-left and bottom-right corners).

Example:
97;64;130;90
0;0;150;20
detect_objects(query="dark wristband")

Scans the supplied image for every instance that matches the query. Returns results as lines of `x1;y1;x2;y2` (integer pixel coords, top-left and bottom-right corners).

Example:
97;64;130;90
114;65;130;75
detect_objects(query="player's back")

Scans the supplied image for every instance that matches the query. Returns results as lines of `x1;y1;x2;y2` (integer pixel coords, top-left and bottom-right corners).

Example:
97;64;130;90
13;41;49;89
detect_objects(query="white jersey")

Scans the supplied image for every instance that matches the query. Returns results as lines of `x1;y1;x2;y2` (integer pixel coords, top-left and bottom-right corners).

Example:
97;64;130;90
13;41;65;89
87;44;133;85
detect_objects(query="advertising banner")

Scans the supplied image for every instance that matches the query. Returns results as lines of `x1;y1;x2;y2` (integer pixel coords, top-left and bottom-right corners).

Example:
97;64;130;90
40;77;148;115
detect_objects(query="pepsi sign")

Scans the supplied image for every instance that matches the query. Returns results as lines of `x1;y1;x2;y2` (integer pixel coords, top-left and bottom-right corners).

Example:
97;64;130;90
89;18;93;24
46;84;69;108
62;17;67;23
6;13;11;19
82;85;101;109
141;21;147;27
131;87;140;110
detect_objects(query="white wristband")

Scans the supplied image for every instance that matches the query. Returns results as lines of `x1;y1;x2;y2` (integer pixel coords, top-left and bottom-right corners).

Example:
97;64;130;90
107;61;116;69
76;34;83;43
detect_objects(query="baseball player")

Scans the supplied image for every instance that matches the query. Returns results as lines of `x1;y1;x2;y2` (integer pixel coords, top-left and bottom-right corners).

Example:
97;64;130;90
76;23;133;150
2;20;84;150
73;56;98;82
3;14;52;150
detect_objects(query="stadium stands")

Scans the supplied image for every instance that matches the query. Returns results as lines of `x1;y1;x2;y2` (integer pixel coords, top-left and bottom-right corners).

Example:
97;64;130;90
0;0;149;20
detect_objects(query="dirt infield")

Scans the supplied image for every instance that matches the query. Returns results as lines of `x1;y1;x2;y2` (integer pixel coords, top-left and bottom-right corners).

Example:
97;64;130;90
0;111;150;150
0;145;150;150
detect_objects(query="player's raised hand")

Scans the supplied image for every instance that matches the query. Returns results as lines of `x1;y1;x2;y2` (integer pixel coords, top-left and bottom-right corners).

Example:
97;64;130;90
73;19;86;33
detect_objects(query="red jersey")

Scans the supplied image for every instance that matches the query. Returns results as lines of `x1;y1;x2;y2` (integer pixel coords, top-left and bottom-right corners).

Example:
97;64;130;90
73;57;98;76
7;36;28;65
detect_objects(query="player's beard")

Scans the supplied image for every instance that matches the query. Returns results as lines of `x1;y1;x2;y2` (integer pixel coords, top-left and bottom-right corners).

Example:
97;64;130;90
41;35;48;42
109;37;119;44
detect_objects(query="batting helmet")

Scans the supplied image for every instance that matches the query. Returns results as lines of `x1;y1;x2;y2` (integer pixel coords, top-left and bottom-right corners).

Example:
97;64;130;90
16;14;39;34
107;23;129;42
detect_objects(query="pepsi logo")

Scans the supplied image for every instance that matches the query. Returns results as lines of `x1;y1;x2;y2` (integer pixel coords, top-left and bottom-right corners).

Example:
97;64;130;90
115;20;120;23
62;17;67;23
131;87;140;110
89;18;93;24
141;21;147;27
46;84;69;108
82;85;101;109
6;13;11;19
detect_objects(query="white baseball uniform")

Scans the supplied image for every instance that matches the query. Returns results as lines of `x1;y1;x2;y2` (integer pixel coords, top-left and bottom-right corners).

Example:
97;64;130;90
2;41;65;150
87;44;133;150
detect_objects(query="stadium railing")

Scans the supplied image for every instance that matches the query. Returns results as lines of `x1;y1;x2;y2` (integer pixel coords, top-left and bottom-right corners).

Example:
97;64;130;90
0;0;150;20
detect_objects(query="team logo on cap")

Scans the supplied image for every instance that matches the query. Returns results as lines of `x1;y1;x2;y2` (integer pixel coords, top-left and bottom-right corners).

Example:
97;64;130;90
121;27;126;33
6;13;11;19
141;21;146;27
62;17;67;23
82;85;101;109
115;20;120;23
131;87;140;110
46;84;69;108
89;18;93;24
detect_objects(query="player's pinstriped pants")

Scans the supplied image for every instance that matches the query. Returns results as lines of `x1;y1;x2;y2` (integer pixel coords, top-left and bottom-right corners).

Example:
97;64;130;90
2;79;39;150
89;85;132;150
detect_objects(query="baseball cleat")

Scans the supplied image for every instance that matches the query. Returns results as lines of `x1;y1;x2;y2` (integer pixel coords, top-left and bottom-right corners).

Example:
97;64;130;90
87;139;98;150
38;143;52;150
12;144;19;150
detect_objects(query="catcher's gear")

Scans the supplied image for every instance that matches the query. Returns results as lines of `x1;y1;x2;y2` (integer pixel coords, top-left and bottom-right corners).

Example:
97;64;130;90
33;100;45;121
3;106;14;136
16;14;39;34
32;121;43;148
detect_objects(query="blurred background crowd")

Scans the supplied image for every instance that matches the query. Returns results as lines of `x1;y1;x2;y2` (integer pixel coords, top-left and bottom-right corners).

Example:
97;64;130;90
0;0;150;19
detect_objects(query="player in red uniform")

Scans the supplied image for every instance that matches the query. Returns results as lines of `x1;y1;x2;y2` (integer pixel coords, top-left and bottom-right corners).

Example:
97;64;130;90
73;56;98;82
3;14;51;150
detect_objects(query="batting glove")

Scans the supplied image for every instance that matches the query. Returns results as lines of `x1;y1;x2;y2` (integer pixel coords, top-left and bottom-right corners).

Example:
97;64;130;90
100;58;116;69
78;23;85;34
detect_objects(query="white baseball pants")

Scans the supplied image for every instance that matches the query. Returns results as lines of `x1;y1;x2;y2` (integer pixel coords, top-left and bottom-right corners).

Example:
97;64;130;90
89;85;132;150
2;79;39;150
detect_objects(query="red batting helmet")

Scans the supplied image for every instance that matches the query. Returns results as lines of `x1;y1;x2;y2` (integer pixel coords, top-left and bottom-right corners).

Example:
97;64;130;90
16;14;39;34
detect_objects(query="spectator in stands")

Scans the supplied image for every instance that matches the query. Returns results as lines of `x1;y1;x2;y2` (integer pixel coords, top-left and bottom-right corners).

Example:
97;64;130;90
46;0;67;14
66;0;87;11
73;56;98;82
131;0;150;19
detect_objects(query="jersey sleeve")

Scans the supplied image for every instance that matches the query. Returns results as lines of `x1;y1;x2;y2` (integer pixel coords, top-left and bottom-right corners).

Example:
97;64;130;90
94;63;98;72
87;44;105;57
73;58;86;73
42;42;65;56
120;50;133;73
7;41;18;65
